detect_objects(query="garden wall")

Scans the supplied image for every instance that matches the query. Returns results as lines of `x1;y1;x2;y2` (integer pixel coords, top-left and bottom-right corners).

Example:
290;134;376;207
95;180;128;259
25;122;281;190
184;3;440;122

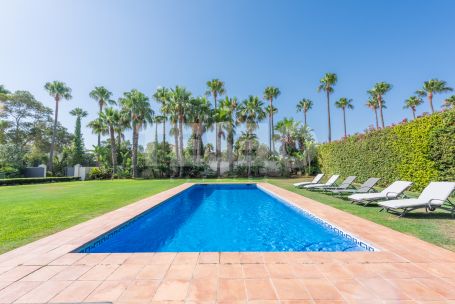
317;109;455;190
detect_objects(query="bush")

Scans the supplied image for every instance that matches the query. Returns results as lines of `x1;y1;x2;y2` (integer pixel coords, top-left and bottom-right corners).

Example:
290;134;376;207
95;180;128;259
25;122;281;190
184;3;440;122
88;167;112;180
318;109;455;191
0;177;80;186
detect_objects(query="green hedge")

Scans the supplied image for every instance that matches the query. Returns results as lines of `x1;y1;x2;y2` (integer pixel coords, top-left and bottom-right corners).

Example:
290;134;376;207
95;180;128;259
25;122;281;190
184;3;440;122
318;109;455;191
0;177;81;186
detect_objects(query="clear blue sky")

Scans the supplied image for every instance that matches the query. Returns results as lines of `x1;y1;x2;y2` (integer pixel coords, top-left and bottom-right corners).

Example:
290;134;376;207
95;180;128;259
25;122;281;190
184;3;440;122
2;0;454;148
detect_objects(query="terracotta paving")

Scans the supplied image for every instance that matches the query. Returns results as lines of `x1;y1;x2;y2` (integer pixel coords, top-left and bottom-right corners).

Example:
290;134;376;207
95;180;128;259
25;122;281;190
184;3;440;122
0;182;455;303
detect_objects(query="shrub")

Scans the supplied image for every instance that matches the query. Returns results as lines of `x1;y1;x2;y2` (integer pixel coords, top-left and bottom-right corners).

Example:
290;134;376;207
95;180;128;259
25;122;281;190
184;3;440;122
88;167;111;180
0;177;80;186
318;109;455;190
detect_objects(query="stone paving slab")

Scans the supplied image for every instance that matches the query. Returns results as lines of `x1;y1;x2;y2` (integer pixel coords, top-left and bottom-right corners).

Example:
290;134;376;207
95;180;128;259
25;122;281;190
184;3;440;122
0;182;454;303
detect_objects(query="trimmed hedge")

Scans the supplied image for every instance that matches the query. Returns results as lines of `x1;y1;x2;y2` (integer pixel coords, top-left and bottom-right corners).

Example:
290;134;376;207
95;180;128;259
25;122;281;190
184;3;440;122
0;177;81;186
318;109;455;191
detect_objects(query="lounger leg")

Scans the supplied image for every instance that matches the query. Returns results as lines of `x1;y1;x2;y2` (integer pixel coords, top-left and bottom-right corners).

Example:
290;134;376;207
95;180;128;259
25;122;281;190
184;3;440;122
379;207;384;212
399;209;408;218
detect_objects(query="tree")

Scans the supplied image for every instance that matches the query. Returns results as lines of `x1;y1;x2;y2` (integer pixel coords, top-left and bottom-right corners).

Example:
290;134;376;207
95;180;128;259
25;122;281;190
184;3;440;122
416;79;453;113
44;81;72;172
274;118;299;157
219;96;238;173
366;97;380;129
263;86;281;153
153;87;171;149
69;107;88;164
368;82;392;128
318;73;337;142
236;96;266;177
296;98;313;126
403;96;423;119
120;89;154;178
89;86;115;147
335;97;354;138
206;79;225;176
99;107;120;178
188;96;212;164
443;95;455;109
0;85;10;113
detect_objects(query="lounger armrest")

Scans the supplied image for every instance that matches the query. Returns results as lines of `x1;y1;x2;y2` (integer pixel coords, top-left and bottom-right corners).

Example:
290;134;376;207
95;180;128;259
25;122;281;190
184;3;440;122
428;199;446;206
385;191;400;199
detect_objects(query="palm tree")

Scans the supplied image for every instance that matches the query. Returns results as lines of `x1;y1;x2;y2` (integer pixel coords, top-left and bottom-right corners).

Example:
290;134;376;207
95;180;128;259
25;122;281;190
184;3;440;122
296;98;313;126
274;118;299;156
188;96;212;164
153;87;171;149
416;79;453;113
443;95;455;109
403;96;423;119
119;89;154;178
236;96;266;177
99;107;120;178
318;73;337;142
206;79;225;176
368;82;392;128
335;97;354;138
263;86;281;153
44;81;72;172
265;104;278;153
89;86;115;147
219;96;238;173
366;97;380;129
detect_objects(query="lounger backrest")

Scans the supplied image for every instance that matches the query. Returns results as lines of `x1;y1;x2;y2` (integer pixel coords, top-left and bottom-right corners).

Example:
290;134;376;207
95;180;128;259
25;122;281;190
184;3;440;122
312;174;324;183
418;182;455;205
325;175;340;186
338;176;356;188
358;178;380;192
380;181;413;196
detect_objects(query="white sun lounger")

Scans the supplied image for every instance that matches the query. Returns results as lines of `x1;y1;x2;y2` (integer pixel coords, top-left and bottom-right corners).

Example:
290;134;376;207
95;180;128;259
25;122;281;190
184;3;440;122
315;176;356;192
330;177;380;196
378;182;455;217
293;173;324;187
348;181;413;206
304;175;340;189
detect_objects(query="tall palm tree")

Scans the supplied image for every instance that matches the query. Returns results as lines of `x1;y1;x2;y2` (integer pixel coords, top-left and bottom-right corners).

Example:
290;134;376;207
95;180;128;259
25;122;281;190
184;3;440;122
99;107;120;178
368;82;392;128
236;96;266;177
263;86;281;153
119;89;154;178
44;81;72;172
318;73;337;142
188;96;212;164
219;96;238;173
153;87;170;149
274;118;299;156
296;98;313;126
443;95;455;109
89;86;115;147
403;96;423;119
206;79;225;176
366;97;380;129
335;97;354;138
416;79;453;113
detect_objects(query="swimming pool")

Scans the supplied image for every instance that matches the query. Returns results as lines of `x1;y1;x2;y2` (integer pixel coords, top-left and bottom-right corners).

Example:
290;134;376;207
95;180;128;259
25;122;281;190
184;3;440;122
77;184;375;253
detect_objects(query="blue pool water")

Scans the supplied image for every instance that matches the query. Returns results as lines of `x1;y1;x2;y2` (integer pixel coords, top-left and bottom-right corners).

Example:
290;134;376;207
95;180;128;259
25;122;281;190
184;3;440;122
78;184;371;252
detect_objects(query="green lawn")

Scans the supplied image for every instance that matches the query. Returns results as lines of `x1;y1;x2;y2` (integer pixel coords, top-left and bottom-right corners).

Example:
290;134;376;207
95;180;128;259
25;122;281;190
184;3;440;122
0;178;453;254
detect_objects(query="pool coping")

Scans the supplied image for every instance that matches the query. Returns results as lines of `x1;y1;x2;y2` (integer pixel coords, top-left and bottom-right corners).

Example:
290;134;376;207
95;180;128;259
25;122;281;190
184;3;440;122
0;182;454;303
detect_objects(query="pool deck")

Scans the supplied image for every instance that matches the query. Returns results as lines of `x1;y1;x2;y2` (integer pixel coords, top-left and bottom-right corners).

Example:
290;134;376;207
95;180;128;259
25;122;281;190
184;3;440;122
0;182;454;303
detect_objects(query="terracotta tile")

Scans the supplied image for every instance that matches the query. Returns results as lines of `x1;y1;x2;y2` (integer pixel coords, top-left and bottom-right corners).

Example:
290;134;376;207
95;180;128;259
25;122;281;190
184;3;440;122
245;279;277;300
153;279;190;301
107;264;143;281
242;264;269;278
330;278;379;302
267;264;295;278
151;252;176;264
292;263;324;278
415;277;455;299
50;264;91;281
118;280;160;303
217;278;246;301
279;300;313;304
240;252;264;264
0;281;41;304
360;277;411;300
78;264;119;280
220;252;241;264
16;280;72;303
0;265;40;282
263;252;291;264
20;265;66;281
101;253;131;264
173;252;199;264
165;264;195;280
49;253;86;265
75;253;109;265
317;262;353;279
49;280;100;303
187;277;217;302
219;264;244;278
137;264;170;280
199;252;220;264
386;278;446;301
302;278;344;300
192;264;218;280
124;253;155;264
85;280;129;302
271;278;311;300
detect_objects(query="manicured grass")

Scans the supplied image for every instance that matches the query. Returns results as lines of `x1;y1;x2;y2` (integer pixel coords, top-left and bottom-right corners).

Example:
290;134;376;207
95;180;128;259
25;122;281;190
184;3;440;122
0;178;453;254
268;179;455;252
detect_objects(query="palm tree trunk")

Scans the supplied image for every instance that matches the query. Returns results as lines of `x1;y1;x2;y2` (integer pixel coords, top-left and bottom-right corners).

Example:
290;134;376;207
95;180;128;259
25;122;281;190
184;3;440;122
216;126;221;176
98;103;102;147
412;109;416;120
343;108;347;138
269;99;272;153
154;122;158;165
192;125;197;164
109;125;117;178
271;99;275;153
428;93;434;113
304;111;307;126
132;124;139;178
49;97;59;172
247;135;251;178
374;108;379;129
196;124;202;164
178;115;184;177
326;91;332;142
227;124;234;173
378;96;385;128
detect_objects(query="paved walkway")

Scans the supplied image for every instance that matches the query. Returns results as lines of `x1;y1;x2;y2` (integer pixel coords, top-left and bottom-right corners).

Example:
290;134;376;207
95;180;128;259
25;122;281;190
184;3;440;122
0;182;454;303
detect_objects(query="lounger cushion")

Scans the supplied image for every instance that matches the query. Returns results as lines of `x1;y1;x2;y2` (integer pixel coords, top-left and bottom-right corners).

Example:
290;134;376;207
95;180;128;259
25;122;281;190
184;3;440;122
349;192;387;201
378;199;423;209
